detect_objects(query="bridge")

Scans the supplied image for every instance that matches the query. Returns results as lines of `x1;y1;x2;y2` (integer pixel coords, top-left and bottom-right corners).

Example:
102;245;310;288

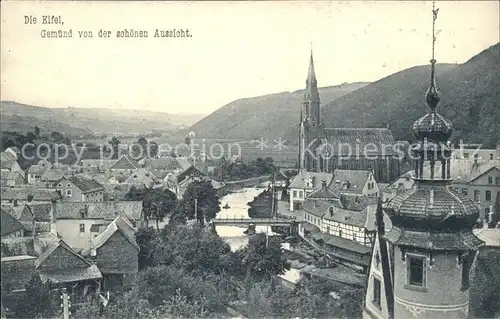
212;217;294;227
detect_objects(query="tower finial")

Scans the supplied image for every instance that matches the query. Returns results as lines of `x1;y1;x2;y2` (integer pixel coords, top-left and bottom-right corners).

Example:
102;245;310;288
426;1;440;112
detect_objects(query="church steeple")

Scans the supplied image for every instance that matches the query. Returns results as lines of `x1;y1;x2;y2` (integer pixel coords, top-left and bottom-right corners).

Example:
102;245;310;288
304;49;321;123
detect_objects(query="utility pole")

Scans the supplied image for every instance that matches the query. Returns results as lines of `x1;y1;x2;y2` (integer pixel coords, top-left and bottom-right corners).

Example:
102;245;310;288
60;288;71;319
194;197;198;225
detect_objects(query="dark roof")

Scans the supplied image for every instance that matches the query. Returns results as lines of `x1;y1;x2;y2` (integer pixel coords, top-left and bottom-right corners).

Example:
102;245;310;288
289;171;334;189
177;165;207;183
26;203;53;222
323;233;372;254
308;182;341;200
1;208;24;236
322;205;368;228
39;264;102;283
56;201;143;220
341;195;378;212
384;227;484;250
386;184;480;228
0;171;25;182
300;221;320;233
323;128;396;156
0;188;61;201
62;176;104;193
35;239;89;268
303;199;331;218
330;170;372;194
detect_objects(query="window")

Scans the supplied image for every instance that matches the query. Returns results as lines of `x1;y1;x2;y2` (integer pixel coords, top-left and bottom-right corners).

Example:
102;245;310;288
464;153;469;159
488;177;493;184
66;189;72;197
496;177;500;185
490;154;494;160
79;224;85;232
407;255;426;288
293;191;297;198
474;190;480;201
57;183;62;187
67;183;72;187
299;191;303;198
462;188;468;196
486;191;491;201
373;277;381;308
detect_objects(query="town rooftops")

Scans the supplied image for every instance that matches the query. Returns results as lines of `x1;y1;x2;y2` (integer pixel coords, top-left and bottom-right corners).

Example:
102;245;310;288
40;170;67;182
330;169;372;194
323;128;396;156
308;180;341;200
289;171;334;190
56;201;143;221
39;264;103;284
0;188;61;202
0;171;25;183
109;155;138;170
59;175;104;193
145;157;184;171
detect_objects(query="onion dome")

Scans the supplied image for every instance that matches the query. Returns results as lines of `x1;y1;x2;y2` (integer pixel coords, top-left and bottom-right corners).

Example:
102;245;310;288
412;59;453;142
385;182;479;231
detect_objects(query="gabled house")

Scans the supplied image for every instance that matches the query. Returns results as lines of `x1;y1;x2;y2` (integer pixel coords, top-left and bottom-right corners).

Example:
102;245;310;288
55;201;143;250
35;239;102;301
82;215;139;291
288;171;334;211
330;169;379;197
109;155;138;173
1;208;24;238
0;151;24;176
26;165;44;184
0;171;26;187
40;170;67;188
55;176;105;202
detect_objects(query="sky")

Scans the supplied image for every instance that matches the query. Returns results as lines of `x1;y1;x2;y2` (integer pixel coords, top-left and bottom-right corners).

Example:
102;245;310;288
1;1;499;115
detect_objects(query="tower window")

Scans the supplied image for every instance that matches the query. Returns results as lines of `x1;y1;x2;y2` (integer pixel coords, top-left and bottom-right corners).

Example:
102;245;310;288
407;254;426;288
372;276;381;308
488;176;493;184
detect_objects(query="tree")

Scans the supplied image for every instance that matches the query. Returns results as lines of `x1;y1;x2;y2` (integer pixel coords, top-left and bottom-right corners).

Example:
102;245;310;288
136;227;160;269
50;131;65;143
21;274;55;318
243;233;290;281
125;187;177;230
108;137;121;159
176;180;220;225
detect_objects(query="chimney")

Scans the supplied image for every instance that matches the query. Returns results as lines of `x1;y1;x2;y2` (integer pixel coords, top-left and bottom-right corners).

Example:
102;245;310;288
13;199;18;207
50;200;57;235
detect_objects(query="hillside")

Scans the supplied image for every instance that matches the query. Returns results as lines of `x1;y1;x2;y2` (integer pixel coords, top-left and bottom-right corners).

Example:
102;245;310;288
322;43;500;147
0;101;205;136
189;43;499;148
188;83;369;141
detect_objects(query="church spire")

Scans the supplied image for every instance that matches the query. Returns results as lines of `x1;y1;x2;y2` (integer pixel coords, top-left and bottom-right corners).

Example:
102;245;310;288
425;1;441;112
305;49;320;103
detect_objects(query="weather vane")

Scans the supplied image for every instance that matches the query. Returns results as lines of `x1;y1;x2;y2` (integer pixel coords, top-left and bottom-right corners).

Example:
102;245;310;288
431;1;439;62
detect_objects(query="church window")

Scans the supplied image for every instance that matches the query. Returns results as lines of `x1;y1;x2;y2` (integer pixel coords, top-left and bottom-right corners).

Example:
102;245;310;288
373;277;381;308
407;254;426;288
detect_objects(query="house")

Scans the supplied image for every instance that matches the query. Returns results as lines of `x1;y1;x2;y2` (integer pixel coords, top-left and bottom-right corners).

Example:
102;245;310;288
125;168;157;188
171;165;225;198
288;171;334;211
82;215;139;291
35;239;102;301
269;170;289;188
109;155;138;173
55;201;143;249
330;169;379;197
0;171;26;187
26;165;45;184
1;208;24;238
453;145;500;162
0;151;24;176
81;159;117;172
40;170;68;187
0;188;61;204
144;157;185;174
55;176;105;202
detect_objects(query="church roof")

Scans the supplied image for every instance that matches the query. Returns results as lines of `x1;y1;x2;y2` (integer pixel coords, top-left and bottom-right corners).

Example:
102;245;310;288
323;128;396;156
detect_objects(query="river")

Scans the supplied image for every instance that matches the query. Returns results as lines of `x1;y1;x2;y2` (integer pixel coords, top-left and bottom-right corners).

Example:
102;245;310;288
216;187;301;284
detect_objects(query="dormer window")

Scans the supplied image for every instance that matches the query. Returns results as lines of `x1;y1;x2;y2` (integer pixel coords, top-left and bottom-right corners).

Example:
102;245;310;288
57;183;62;187
66;183;71;187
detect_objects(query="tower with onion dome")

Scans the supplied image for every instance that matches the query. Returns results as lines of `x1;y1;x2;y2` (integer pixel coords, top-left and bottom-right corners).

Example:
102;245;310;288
363;3;484;319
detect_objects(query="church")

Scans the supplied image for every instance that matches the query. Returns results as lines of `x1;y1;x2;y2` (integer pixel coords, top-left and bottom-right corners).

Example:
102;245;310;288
297;51;408;184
